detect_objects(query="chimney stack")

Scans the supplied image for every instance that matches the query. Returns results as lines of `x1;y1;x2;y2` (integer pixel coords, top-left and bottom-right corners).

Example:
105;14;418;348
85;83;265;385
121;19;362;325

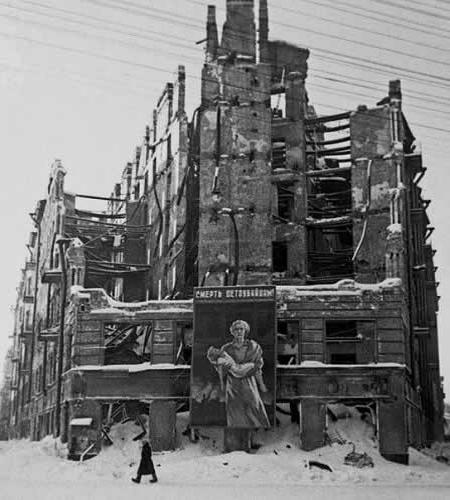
221;0;256;60
206;5;219;62
259;0;269;63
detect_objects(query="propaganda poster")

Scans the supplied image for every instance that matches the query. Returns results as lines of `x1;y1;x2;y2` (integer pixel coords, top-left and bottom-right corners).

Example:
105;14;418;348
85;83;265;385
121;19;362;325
190;286;276;428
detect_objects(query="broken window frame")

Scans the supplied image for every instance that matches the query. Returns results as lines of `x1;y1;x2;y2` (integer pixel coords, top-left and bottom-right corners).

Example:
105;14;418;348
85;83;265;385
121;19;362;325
277;319;300;365
272;241;288;273
324;320;376;365
277;182;295;221
307;173;352;220
271;138;287;171
102;319;194;366
307;224;354;284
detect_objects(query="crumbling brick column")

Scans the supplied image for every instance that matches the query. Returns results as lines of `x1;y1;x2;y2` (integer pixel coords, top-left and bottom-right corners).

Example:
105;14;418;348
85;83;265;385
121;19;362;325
378;371;408;464
224;428;251;453
299;400;325;451
148;400;177;451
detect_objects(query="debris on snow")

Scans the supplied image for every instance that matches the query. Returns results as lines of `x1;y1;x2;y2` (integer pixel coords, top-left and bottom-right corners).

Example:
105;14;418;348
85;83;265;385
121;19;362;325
308;460;333;472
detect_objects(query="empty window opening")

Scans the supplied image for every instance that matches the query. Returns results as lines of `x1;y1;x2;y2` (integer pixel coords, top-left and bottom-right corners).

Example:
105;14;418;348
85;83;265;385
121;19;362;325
134;182;140;201
25;311;31;331
271;93;286;119
167;134;172;163
304;114;351;171
144;171;149;195
273;241;288;273
104;322;154;365
326;401;376;444
307;224;353;283
272;138;286;171
277;183;295;221
163;173;172;254
325;320;375;365
277;320;299;365
308;174;351;220
176;321;194;365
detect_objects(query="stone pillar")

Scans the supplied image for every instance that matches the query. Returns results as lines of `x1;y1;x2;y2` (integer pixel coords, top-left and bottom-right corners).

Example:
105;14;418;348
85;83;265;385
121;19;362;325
222;0;256;59
351;107;395;283
148;400;177;451
299;400;325;451
259;0;269;63
206;5;218;63
378;372;408;464
67;399;102;460
224;428;251;453
379;399;408;464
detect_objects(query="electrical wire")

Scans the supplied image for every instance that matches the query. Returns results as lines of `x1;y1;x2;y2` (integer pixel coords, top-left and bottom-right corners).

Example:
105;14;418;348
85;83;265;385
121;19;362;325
8;0;450;98
0;7;202;64
352;160;373;262
299;0;450;40
312;75;450;118
189;0;450;51
5;0;450;96
15;0;196;45
310;68;450;108
82;0;203;30
370;0;450;24
3;4;447;100
98;0;450;71
1;26;450;137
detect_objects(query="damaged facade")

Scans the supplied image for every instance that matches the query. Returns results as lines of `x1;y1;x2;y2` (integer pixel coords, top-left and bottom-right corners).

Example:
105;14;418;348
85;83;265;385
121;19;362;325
2;0;444;465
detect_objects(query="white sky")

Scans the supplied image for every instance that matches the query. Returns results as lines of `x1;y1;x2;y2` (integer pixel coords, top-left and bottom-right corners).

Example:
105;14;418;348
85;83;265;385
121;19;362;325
0;0;449;396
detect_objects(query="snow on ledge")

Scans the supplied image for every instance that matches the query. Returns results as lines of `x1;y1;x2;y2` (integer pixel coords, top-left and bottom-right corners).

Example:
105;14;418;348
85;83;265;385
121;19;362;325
387;223;403;234
294;361;405;369
70;286;192;310
88;306;192;316
70;285;91;299
70;363;190;373
106;295;192;309
278;278;402;297
70;417;93;426
70;362;405;373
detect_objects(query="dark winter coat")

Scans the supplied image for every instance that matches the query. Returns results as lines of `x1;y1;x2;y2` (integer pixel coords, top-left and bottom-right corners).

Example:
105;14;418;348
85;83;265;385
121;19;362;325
137;442;155;476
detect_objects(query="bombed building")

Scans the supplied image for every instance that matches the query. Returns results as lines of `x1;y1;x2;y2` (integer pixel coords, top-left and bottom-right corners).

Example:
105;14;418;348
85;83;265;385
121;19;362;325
3;0;444;465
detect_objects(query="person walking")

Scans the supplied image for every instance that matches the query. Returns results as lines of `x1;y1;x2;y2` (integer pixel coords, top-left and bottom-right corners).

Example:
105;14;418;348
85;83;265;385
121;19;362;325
132;439;158;484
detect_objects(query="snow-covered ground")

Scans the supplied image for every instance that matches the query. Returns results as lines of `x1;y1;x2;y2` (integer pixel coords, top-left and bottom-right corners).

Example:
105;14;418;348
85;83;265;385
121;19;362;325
1;410;449;500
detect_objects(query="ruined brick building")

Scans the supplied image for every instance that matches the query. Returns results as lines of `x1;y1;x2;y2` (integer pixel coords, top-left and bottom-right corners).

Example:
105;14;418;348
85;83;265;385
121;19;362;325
3;0;443;464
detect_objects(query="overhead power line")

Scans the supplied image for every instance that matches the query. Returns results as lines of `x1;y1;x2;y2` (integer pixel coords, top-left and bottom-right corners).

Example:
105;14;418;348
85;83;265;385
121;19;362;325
370;0;450;24
0;29;179;76
0;60;166;104
15;0;197;45
7;0;450;90
322;0;450;35
292;0;450;42
2;0;450;138
406;0;450;15
5;2;450;108
0;11;201;64
311;52;449;92
311;75;450;118
2;27;450;136
81;0;202;30
434;0;450;13
82;1;450;86
310;68;450;108
104;0;450;70
274;1;450;55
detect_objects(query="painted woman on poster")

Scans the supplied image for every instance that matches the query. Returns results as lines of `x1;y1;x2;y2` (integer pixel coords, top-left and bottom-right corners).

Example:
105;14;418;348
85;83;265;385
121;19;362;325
207;319;270;428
